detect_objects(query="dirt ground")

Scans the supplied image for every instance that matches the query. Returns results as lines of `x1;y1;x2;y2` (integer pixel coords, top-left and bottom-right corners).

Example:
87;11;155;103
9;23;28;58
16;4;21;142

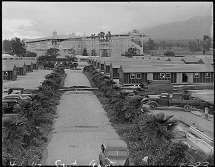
42;70;120;166
190;90;214;104
2;69;52;89
2;69;52;96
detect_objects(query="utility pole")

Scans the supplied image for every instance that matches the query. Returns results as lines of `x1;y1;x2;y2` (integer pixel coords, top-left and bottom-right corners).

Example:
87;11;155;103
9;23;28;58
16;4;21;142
93;34;95;56
98;33;100;57
91;34;93;56
142;32;144;55
108;31;111;57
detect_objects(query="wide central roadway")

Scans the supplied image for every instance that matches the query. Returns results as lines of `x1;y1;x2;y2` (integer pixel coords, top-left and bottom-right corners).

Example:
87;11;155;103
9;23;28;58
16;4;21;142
43;69;120;166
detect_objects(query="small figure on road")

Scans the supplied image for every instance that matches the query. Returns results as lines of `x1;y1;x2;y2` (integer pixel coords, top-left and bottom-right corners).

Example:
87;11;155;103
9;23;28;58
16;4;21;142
204;101;209;120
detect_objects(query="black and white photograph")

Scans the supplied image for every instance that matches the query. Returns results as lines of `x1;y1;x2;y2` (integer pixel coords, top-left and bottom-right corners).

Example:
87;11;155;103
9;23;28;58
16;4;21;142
2;1;214;166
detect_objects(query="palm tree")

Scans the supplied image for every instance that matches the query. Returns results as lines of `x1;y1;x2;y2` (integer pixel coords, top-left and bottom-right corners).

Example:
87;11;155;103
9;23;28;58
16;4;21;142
2;115;29;154
135;112;178;149
111;90;130;120
100;78;116;97
123;95;143;122
98;33;101;56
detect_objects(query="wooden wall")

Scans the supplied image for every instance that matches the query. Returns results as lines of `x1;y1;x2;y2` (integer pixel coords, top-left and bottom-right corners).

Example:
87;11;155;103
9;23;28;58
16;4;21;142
123;73;147;85
3;67;17;80
113;68;119;79
153;73;177;83
193;72;214;83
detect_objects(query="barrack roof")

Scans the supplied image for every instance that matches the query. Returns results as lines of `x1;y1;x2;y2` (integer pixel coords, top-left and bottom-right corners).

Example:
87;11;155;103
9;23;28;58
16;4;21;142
121;64;213;73
2;61;16;71
2;60;26;68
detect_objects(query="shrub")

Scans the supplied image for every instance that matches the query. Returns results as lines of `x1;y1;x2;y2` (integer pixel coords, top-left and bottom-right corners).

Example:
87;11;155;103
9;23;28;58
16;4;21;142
164;51;175;56
83;65;194;166
53;66;65;74
2;66;66;165
151;142;188;166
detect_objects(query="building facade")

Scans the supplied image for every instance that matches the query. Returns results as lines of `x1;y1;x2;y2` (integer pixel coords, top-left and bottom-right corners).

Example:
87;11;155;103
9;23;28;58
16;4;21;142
83;33;144;57
24;31;146;58
59;38;83;57
118;64;214;86
87;57;214;86
24;31;78;57
2;62;17;81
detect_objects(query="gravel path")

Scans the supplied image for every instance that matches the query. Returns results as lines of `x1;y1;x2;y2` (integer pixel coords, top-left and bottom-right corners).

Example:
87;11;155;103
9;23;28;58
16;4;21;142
42;70;120;166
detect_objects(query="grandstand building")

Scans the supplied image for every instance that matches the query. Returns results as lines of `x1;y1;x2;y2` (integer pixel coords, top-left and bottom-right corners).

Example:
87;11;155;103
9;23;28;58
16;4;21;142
23;30;148;58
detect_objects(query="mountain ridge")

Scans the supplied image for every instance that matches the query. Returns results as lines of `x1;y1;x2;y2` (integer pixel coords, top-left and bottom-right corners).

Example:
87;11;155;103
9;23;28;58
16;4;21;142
133;15;213;40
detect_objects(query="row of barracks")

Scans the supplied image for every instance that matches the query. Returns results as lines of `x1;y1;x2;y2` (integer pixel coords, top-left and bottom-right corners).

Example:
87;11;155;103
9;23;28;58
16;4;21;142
87;56;214;86
2;56;38;81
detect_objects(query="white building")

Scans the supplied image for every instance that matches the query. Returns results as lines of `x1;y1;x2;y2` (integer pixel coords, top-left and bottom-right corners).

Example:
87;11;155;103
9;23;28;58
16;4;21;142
24;30;148;58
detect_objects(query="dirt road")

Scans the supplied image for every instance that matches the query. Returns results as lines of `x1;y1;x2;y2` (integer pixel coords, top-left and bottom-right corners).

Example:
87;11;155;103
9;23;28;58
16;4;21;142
42;70;120;166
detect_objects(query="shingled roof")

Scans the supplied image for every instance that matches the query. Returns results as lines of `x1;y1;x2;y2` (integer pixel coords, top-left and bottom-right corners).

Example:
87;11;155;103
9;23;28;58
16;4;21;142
2;60;25;68
19;60;32;65
2;61;16;71
199;58;214;64
22;58;37;64
182;57;201;63
111;59;184;68
121;64;213;73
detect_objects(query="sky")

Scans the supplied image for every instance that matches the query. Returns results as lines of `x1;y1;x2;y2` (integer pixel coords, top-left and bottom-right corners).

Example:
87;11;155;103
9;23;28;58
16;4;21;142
2;1;213;40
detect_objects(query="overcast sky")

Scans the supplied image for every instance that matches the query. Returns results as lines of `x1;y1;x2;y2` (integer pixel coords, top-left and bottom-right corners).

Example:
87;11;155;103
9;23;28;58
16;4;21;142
2;2;213;40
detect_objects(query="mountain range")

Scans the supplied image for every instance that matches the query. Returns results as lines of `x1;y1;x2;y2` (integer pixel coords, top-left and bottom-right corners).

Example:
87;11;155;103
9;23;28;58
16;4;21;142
135;15;213;40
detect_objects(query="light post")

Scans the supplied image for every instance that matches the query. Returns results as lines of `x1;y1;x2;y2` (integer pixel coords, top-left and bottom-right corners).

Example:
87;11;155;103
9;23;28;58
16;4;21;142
142;32;144;55
108;31;111;57
98;33;101;57
93;34;96;56
105;33;108;57
91;34;94;56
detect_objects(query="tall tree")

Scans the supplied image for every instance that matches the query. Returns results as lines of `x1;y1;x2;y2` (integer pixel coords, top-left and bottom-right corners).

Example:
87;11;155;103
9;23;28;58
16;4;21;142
202;35;211;52
25;51;37;57
147;38;156;50
68;48;76;57
91;49;96;56
123;47;138;58
2;39;13;54
135;112;177;148
2;116;29;155
45;48;60;58
188;40;201;52
11;37;26;56
164;51;175;57
101;50;108;57
83;48;88;56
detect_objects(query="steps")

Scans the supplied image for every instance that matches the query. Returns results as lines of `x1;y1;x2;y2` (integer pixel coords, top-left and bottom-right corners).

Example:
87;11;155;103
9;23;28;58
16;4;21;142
189;126;214;146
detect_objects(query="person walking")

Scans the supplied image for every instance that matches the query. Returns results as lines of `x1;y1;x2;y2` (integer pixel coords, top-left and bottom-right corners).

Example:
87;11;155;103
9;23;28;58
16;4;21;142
204;101;209;120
